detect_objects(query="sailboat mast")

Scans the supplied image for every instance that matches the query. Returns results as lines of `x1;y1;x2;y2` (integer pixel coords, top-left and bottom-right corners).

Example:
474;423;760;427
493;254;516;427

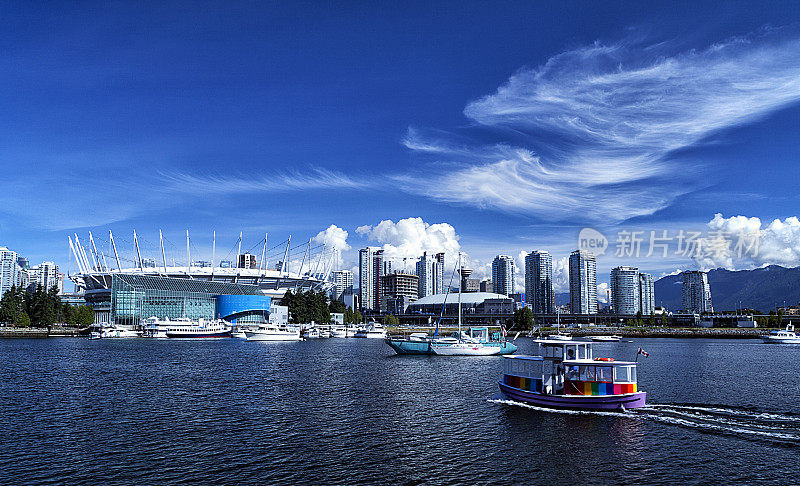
457;251;462;338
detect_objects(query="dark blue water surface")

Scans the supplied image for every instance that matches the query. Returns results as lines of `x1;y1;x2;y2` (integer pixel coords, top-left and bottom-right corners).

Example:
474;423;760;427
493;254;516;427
1;338;798;485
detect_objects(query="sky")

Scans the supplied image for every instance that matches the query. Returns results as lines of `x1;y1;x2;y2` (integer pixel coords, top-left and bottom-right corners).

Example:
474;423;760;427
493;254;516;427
2;1;800;296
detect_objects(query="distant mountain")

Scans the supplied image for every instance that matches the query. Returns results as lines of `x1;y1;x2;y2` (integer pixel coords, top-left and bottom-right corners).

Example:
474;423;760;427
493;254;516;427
654;265;800;312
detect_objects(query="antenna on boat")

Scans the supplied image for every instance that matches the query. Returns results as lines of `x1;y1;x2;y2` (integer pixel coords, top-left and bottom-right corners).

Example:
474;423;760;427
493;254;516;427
109;230;121;271
160;229;168;274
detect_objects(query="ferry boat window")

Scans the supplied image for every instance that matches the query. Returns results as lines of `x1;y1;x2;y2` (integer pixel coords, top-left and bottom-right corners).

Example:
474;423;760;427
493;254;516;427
630;366;637;383
597;367;613;382
579;366;596;381
614;366;631;383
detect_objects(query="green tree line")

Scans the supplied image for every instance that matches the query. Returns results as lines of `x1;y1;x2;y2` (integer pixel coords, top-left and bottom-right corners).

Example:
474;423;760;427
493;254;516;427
0;285;93;328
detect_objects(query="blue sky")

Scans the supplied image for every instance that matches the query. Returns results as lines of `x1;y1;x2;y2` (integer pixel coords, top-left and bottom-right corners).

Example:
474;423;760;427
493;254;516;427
2;1;800;293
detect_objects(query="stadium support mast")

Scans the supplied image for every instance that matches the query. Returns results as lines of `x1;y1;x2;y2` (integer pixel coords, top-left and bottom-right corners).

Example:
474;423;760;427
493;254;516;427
109;230;121;271
68;236;85;274
211;230;216;279
237;232;242;268
160;229;168;274
133;230;143;270
186;229;191;278
88;231;101;271
282;235;291;274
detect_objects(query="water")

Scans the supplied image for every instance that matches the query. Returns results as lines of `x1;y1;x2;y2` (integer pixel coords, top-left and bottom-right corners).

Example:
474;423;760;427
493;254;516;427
1;338;798;485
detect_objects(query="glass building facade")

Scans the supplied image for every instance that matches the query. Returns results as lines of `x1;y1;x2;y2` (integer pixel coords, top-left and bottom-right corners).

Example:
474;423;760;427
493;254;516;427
111;274;264;327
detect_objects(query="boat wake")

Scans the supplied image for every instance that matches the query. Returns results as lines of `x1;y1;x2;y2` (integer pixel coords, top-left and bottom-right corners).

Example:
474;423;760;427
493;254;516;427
489;398;800;446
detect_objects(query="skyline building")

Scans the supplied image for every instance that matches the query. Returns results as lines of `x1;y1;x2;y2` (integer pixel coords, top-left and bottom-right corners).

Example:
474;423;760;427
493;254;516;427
492;255;516;296
27;261;63;294
682;270;713;313
332;270;354;302
380;272;419;313
639;272;655;315
525;250;554;314
569;250;597;314
416;251;444;298
359;247;385;311
610;266;639;315
1;247;22;297
238;252;257;269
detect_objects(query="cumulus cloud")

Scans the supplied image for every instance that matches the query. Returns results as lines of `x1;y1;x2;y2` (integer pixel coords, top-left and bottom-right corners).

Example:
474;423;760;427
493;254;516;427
312;224;350;252
400;28;800;222
694;213;800;270
552;256;570;293
357;217;461;264
597;282;610;304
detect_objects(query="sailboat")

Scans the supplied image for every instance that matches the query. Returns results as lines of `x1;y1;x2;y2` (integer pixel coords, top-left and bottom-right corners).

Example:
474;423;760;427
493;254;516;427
430;252;505;356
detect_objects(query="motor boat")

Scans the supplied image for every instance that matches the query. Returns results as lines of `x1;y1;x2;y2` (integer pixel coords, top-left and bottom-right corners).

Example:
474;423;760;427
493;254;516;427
589;335;621;342
497;340;646;410
164;318;231;339
141;316;231;339
330;326;348;338
761;324;800;343
100;326;140;338
245;324;303;341
354;322;388;338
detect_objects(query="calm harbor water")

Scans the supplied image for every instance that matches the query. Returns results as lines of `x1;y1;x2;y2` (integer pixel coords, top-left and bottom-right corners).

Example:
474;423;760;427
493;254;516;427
1;337;798;485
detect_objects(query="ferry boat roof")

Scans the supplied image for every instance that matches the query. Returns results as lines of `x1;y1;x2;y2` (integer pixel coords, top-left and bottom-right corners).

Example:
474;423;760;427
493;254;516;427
564;359;637;366
532;339;593;345
503;354;543;360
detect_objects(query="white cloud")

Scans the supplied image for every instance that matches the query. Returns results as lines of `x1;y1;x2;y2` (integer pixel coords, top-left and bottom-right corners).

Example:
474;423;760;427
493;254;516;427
312;224;350;252
695;213;800;270
401;29;800;222
357;217;461;265
553;256;570;292
159;167;371;194
597;282;610;304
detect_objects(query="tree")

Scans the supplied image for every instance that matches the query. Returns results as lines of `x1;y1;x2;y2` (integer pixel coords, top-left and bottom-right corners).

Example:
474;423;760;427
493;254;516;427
384;314;399;328
344;306;354;325
648;313;656;327
0;285;25;324
329;300;346;314
354;309;363;324
15;312;31;327
513;307;534;330
74;306;94;327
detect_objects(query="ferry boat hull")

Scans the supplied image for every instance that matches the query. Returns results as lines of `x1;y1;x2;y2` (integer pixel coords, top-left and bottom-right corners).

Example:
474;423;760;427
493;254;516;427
165;329;231;339
498;381;647;410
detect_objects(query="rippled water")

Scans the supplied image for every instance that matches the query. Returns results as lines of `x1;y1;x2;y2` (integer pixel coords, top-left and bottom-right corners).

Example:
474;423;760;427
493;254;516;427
1;338;798;484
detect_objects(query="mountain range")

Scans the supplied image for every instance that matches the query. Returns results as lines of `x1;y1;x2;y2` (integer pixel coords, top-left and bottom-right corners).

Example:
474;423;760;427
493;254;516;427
654;265;800;312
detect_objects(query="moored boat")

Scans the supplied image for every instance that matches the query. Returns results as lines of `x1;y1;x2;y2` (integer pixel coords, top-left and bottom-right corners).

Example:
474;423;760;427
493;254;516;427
354;321;388;338
761;324;800;343
497;340;646;410
589;335;621;342
164;318;232;339
99;325;140;338
245;324;303;341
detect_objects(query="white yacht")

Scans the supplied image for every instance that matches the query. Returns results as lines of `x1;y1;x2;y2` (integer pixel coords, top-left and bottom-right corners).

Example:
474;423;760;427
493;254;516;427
354;322;388;338
762;324;800;343
589;335;621;342
430;252;502;356
330;326;348;338
245;324;303;341
100;326;140;338
141;317;231;339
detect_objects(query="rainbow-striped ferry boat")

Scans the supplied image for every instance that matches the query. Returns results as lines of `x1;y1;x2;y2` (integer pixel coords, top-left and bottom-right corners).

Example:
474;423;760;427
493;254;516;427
498;340;646;410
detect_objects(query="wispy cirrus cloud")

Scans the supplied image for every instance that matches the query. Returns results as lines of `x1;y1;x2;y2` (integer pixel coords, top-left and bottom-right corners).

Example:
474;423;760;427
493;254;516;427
400;28;800;222
158;167;372;194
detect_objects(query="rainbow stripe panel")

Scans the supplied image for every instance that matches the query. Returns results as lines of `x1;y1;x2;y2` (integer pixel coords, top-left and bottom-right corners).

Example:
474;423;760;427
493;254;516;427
565;381;636;395
504;375;542;392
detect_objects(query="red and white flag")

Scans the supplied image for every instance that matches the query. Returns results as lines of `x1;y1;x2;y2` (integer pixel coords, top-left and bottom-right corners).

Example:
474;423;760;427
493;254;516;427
637;347;649;358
